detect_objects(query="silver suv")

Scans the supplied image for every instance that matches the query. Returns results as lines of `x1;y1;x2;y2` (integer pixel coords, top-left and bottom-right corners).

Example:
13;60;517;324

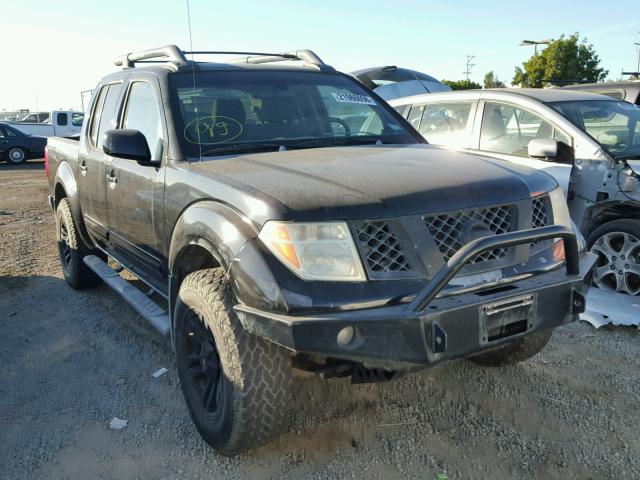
391;88;640;295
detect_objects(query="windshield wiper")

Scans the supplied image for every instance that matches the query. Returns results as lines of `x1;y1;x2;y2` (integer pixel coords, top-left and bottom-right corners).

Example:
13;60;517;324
284;136;384;149
200;143;283;157
199;136;392;157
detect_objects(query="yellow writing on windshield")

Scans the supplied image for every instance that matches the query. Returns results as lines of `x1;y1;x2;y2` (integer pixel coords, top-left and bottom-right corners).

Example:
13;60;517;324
184;115;243;145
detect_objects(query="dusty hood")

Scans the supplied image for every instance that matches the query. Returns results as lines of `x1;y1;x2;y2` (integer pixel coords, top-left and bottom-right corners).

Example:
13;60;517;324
190;144;558;221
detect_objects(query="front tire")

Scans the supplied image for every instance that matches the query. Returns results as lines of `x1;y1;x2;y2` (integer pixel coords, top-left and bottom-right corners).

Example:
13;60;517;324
56;198;102;289
469;329;552;367
174;268;292;456
587;219;640;295
7;147;27;164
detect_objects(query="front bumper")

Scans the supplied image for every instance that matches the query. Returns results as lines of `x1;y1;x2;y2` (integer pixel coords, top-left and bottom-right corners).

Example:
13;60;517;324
235;225;597;369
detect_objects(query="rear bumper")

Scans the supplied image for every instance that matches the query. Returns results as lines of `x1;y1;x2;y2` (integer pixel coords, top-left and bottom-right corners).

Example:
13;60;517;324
235;226;597;369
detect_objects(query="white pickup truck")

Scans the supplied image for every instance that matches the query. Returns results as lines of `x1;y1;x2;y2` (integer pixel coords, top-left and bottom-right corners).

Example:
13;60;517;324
10;110;84;138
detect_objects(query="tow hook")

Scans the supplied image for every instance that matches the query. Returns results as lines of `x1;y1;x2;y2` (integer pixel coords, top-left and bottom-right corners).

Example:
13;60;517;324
571;289;586;314
426;321;447;354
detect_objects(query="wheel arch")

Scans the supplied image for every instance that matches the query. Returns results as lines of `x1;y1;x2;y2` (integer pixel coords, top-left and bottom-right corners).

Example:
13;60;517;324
586;203;640;239
167;200;260;330
53;162;94;248
11;145;31;154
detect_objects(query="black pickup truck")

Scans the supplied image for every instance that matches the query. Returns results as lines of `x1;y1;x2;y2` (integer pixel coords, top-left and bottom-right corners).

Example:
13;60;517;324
46;46;596;455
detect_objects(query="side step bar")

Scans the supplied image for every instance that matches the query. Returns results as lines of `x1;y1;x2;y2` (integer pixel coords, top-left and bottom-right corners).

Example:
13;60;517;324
83;255;170;336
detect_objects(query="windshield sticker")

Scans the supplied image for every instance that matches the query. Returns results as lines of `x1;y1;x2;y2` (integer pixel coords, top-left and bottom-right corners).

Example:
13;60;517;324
330;92;376;106
184;115;243;145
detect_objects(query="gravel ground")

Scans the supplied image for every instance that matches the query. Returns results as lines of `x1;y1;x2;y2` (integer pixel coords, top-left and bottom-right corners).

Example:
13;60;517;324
1;161;639;480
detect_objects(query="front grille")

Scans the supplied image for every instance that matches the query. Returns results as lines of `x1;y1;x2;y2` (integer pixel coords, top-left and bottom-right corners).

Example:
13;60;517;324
424;205;515;264
532;196;551;229
353;221;411;273
531;195;552;247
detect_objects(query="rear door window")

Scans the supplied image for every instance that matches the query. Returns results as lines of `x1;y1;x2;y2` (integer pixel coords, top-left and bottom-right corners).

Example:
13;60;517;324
419;101;474;147
406;104;425;130
2;126;19;137
96;83;123;149
392;104;409;117
89;86;108;147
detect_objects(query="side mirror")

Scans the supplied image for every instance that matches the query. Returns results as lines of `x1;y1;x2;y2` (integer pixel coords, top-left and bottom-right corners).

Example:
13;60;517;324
528;139;558;160
102;129;151;163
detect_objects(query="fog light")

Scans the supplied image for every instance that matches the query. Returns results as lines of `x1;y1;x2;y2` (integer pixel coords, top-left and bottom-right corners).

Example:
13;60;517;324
337;326;355;348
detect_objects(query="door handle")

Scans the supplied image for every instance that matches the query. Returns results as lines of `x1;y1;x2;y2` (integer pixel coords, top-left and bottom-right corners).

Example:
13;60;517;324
79;161;87;174
106;173;118;184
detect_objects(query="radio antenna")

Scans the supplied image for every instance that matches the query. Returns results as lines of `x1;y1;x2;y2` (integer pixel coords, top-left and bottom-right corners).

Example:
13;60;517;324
185;0;202;162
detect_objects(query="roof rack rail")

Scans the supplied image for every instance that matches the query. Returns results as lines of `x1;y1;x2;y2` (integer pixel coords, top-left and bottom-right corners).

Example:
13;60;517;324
226;50;332;70
114;45;188;68
114;45;333;71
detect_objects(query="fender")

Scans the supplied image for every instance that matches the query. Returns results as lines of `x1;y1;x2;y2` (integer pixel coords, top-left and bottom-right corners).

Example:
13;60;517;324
54;161;94;249
168;200;260;274
167;201;261;341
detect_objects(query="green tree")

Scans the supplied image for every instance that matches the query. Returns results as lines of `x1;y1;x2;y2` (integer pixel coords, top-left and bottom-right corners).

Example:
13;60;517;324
483;70;506;88
512;34;608;87
441;79;482;90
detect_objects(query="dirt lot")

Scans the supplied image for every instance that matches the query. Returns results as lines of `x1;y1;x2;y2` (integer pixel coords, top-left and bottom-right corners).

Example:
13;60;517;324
1;161;639;480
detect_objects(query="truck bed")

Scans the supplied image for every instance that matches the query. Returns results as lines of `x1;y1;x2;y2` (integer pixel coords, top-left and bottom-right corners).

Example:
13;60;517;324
46;137;80;189
9;122;55;137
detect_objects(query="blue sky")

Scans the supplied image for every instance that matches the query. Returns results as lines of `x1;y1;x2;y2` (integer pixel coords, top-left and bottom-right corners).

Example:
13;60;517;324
1;0;638;111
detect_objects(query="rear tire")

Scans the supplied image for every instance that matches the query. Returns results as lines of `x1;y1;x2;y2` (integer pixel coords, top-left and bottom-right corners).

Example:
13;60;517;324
7;147;27;164
469;329;552;367
56;198;102;289
174;268;292;456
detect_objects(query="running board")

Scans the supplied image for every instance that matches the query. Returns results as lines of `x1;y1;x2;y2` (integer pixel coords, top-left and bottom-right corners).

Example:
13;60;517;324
83;255;170;336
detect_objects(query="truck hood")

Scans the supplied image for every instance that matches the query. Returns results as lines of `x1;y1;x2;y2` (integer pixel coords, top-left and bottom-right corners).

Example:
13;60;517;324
189;144;558;221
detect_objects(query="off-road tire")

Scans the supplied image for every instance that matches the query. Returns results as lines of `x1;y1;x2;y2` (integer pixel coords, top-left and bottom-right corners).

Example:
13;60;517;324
56;198;102;289
469;329;553;367
174;268;292;456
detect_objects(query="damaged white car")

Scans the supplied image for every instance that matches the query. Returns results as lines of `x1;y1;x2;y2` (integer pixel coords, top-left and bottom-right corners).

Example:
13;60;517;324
390;89;640;298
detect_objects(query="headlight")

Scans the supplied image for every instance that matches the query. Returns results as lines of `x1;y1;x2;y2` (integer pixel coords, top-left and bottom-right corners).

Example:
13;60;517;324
548;186;572;228
547;187;587;259
572;221;587;252
258;221;366;281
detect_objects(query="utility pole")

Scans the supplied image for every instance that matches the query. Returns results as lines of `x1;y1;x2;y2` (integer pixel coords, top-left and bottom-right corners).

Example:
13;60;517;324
623;33;640;80
463;55;476;81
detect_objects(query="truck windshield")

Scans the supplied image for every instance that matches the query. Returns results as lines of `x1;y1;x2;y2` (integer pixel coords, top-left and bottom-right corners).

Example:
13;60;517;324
169;70;419;158
548;100;640;160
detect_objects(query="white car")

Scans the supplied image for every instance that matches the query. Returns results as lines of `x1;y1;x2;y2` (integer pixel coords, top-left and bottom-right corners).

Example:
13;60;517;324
390;88;640;295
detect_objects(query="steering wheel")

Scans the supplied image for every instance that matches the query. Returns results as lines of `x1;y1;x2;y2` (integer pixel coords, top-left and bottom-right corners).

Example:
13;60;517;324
329;117;351;137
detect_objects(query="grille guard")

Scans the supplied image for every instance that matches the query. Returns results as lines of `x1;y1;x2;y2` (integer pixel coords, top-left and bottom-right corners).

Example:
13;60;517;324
234;224;591;369
407;225;579;313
